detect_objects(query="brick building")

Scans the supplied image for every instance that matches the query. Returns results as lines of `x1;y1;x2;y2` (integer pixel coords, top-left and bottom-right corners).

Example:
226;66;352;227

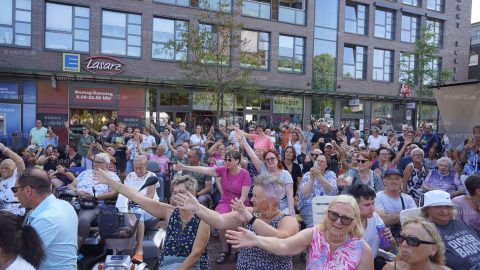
0;0;472;145
469;21;480;79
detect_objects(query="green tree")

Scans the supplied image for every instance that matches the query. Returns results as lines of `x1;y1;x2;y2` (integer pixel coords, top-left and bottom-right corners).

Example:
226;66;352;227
313;53;336;91
167;0;259;120
399;25;452;98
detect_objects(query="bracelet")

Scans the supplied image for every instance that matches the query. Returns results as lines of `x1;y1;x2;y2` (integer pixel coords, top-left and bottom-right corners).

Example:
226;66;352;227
248;215;257;225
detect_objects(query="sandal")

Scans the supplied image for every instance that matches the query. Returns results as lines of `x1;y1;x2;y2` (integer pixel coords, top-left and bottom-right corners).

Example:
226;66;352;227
215;251;230;264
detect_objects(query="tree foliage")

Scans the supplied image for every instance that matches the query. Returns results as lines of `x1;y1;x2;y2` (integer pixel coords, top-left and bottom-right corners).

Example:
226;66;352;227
313;53;336;91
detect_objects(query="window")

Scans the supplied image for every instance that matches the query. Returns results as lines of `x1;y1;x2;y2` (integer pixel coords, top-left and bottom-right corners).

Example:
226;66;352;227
399;52;416;83
427;0;444;12
426;19;443;46
373;49;393;82
242;0;271;20
240;30;269;69
278;35;304;73
199;24;230;65
402;0;418;6
375;9;395;40
345;2;367;35
423;57;441;85
153;0;189;7
343;45;366;79
401;14;418;43
45;3;89;52
152;18;187;61
0;0;31;46
197;0;232;12
101;10;141;57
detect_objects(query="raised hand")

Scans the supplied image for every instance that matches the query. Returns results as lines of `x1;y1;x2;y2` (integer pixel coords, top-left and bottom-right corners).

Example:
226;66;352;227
226;227;257;249
230;198;252;223
172;163;184;171
174;192;200;212
93;168;112;185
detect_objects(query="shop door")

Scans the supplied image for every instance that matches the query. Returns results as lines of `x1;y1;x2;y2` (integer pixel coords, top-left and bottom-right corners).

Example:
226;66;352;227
244;113;271;129
162;112;191;129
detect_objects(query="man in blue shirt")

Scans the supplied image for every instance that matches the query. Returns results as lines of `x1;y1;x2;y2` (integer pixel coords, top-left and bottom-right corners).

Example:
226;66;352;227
14;168;78;270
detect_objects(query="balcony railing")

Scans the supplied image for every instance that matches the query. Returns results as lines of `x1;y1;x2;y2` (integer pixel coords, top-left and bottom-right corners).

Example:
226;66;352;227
472;36;480;46
242;0;271;20
278;5;305;25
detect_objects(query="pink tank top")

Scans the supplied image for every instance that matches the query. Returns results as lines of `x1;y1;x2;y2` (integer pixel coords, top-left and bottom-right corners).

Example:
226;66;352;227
307;226;364;270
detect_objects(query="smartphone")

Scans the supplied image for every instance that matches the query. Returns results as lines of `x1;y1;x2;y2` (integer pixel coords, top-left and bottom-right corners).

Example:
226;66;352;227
313;160;319;168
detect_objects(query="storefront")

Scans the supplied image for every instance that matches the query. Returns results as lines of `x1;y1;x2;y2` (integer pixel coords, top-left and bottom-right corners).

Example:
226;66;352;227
417;104;439;130
0;80;36;146
311;97;334;125
371;102;394;132
340;99;365;130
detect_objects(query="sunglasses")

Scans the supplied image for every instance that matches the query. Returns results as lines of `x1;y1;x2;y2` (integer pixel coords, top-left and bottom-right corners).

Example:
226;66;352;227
265;157;276;162
94;160;106;164
224;158;234;162
249;129;255;132
327;210;354;226
311;153;320;157
11;185;34;193
356;159;368;164
398;234;436;247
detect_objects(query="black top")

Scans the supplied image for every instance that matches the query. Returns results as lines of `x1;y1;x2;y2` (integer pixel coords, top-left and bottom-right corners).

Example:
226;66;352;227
310;131;333;152
282;161;302;193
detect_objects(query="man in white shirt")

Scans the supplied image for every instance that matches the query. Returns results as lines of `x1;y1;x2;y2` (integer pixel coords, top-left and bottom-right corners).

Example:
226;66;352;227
0;143;26;216
141;127;157;154
367;127;388;151
29;120;48;146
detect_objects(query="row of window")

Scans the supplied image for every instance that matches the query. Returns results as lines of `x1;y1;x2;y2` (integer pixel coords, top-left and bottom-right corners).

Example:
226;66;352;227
0;1;306;73
342;45;441;84
345;3;444;46
398;0;445;12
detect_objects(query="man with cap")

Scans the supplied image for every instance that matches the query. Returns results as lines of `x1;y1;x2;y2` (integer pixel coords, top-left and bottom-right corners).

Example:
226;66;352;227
421;190;480;269
375;168;417;240
322;141;344;175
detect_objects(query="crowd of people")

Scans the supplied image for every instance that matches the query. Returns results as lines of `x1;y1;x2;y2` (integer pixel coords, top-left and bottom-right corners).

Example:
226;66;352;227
0;118;479;270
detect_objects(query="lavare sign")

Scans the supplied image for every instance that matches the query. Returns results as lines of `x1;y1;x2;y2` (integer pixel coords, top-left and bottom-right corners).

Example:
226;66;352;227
83;56;125;75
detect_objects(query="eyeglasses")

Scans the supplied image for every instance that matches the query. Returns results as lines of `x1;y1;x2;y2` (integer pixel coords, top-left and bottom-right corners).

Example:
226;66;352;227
94;160;106;164
311;153;320;157
398;234;436;247
249;129;254;132
265;157;276;162
224;158;234;162
82;129;87;131
11;185;34;193
356;159;368;164
101;129;108;131
327;210;354;226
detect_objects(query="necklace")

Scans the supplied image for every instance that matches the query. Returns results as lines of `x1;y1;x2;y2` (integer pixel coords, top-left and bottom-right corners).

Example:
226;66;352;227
326;233;348;246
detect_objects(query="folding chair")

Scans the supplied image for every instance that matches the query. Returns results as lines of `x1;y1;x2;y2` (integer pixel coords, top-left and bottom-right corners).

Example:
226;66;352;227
311;195;336;225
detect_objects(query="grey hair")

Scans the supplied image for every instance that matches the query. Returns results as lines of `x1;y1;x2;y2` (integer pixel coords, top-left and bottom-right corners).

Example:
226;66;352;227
253;175;285;202
411;148;425;157
94;153;110;164
133;155;148;165
437;157;453;167
171;175;198;193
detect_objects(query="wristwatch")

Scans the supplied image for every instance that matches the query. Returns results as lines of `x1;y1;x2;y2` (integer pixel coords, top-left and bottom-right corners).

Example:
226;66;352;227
248;214;257;225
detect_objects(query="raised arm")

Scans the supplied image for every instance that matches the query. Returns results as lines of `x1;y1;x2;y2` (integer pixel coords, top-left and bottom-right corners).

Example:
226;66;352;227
93;169;174;220
226;226;313;256
0;143;26;173
173;163;217;177
237;130;262;171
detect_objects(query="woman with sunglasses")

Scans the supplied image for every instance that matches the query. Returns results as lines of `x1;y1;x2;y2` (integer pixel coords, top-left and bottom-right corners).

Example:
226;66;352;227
173;150;251;264
298;153;337;228
237;130;295;216
225;195;374;269
382;217;451;270
421;190;480;269
343;151;384;193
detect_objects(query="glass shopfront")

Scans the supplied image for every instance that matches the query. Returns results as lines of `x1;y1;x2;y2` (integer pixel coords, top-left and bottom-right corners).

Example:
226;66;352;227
340;99;364;130
311;97;334;125
371;102;394;132
272;96;303;127
417;104;439;130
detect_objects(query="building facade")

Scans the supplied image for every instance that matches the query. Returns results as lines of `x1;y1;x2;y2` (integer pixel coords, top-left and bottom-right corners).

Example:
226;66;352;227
469;21;480;79
0;0;472;145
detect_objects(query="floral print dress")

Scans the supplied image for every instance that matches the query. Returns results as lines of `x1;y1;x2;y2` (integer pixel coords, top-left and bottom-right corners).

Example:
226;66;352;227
307;226;364;270
406;163;427;202
159;208;208;269
462;148;480;176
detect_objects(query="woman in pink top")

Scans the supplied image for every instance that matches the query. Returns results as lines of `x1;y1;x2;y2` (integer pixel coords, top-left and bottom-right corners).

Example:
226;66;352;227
241;125;274;151
173;150;251;264
453;175;480;236
225;195;373;270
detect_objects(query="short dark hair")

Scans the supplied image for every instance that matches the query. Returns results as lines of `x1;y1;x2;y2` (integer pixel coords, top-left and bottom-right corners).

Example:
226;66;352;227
17;169;52;195
68;142;77;152
190;148;202;160
225;150;242;161
348;184;376;201
465;175;480;196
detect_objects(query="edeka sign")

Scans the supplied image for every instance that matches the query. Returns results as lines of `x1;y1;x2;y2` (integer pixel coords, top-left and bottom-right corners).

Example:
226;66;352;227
63;53;80;72
70;87;118;108
273;96;303;114
83;56;125;75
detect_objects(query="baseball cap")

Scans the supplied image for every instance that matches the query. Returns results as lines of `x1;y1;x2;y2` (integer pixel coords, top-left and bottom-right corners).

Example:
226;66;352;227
384;168;403;177
325;143;334;148
422;190;453;208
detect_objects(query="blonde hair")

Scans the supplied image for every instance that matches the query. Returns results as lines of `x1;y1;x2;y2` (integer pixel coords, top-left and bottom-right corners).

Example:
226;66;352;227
401;217;446;265
171;175;198;193
319;195;364;238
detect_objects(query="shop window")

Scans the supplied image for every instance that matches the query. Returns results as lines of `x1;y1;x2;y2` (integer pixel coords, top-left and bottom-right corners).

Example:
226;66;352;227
0;0;31;47
45;3;89;52
160;92;190;106
371;102;393;132
152;18;188;61
101;10;141;57
341;100;364;115
70;109;116;130
246;96;271;110
311;97;334;121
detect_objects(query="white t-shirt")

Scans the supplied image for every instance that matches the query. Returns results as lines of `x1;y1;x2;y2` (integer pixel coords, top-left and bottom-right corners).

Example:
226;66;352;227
375;191;417;215
259;164;293;211
363;212;384;258
76;170;120;195
228;130;240;147
0;169;25;216
124;171;159;200
350;137;366;148
141;135;157;154
190;134;207;151
6;255;35;270
367;135;386;150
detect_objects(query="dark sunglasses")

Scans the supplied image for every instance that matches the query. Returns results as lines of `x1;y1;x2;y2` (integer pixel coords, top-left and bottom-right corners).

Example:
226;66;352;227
224;157;234;162
327;210;354;226
11;185;34;193
356;159;368;164
397;234;436;247
311;153;320;157
249;129;254;132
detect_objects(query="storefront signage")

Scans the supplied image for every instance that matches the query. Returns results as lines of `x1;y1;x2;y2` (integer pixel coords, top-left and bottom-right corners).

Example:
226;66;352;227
0;82;19;99
273;96;303;114
37;113;68;127
348;99;360;106
70;87;118;108
118;116;141;128
63;53;80;72
406;102;416;109
193;92;235;111
83;56;124;75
